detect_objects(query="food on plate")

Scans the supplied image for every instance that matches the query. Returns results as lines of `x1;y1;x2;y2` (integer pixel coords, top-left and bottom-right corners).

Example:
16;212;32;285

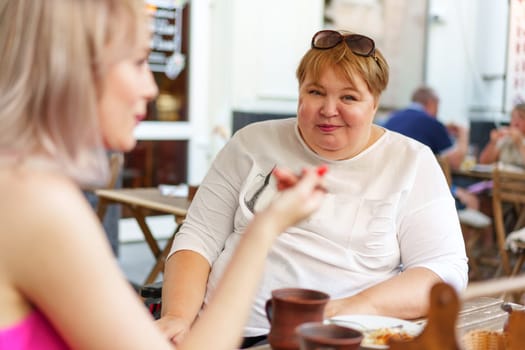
361;327;416;346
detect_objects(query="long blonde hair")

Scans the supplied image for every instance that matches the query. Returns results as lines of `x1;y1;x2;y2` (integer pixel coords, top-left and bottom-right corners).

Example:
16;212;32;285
0;0;146;186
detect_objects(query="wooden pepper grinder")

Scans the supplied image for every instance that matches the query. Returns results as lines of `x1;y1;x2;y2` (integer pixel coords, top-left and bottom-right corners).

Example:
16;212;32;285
390;283;461;350
506;308;525;349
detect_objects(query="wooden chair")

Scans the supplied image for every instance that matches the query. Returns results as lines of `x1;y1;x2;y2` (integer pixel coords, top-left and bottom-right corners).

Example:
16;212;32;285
491;167;525;280
437;156;492;279
437;156;453;187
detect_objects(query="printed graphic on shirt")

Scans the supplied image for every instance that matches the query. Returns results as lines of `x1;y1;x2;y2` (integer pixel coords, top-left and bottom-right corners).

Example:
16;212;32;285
243;165;276;213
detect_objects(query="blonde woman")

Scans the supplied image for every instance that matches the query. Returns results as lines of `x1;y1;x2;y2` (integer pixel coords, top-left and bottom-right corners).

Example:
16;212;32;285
0;1;326;349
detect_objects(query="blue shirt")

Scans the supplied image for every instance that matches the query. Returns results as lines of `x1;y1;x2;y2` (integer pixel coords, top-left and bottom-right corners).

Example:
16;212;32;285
383;103;453;155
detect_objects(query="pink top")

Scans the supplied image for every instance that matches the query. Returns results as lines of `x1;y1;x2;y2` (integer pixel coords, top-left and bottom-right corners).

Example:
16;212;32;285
0;308;69;350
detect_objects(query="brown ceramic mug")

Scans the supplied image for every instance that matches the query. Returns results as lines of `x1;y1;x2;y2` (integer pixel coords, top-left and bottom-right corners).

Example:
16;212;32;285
296;322;363;350
266;288;330;350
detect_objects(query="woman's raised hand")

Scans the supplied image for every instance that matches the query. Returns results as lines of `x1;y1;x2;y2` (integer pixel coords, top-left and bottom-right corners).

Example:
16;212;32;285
265;166;327;230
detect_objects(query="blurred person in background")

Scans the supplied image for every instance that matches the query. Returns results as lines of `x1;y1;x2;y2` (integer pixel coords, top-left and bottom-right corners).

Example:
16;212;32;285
384;86;469;171
479;103;525;169
384;86;483;210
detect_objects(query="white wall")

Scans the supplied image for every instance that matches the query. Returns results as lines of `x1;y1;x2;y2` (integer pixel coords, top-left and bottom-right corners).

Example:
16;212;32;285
472;0;508;120
504;0;525;114
206;0;324;136
426;0;477;126
379;0;428;111
426;0;509;125
206;0;234;158
187;0;211;184
230;0;324;114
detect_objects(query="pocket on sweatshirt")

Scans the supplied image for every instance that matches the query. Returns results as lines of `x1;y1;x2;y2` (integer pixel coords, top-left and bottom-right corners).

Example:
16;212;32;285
348;193;400;271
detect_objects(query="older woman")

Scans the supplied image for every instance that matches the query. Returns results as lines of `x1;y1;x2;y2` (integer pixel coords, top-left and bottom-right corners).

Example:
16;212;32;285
479;103;525;169
159;29;468;347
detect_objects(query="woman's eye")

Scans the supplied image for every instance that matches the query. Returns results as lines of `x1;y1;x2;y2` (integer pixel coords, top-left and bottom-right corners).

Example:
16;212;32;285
342;95;357;102
308;89;322;95
136;51;151;67
136;58;148;67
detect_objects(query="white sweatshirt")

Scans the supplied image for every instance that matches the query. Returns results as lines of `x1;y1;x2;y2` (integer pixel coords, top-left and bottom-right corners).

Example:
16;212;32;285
170;118;468;336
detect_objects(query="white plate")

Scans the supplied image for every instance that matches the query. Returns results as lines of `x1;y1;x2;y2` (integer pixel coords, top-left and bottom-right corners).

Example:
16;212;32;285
327;315;424;349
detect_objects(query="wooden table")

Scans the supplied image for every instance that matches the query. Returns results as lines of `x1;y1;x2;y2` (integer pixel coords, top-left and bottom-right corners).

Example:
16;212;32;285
95;187;190;284
452;167;494;181
248;297;513;349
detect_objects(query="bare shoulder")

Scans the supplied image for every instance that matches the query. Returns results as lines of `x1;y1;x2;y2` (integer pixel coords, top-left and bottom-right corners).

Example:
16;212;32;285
0;168;87;218
0;168;98;256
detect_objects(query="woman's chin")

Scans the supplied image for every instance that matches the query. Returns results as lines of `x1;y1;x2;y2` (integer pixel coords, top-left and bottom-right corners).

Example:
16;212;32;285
104;139;136;153
120;139;137;152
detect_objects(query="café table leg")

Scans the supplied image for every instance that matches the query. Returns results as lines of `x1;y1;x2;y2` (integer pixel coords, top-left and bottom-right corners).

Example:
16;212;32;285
96;197;110;222
129;205;161;258
143;216;184;284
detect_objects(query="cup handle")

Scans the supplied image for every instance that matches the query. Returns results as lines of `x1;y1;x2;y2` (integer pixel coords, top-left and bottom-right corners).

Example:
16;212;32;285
265;299;273;322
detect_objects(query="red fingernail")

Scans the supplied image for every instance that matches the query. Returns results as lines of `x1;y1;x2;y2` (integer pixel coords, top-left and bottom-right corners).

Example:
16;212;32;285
317;165;328;176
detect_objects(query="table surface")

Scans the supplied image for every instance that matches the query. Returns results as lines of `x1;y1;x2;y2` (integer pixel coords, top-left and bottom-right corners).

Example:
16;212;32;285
452;167;494;180
453;163;525;180
95;187;191;284
249;296;511;350
95;187;190;216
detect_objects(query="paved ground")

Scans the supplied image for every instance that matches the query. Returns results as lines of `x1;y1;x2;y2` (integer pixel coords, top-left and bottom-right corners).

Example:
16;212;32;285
116;214;174;288
118;239;167;287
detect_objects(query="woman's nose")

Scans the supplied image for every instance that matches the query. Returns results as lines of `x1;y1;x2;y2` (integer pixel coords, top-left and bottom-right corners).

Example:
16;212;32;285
143;68;159;101
320;98;338;117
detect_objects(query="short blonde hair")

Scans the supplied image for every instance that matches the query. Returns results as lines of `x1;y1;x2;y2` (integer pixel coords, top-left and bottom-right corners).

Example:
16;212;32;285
0;0;147;185
296;31;389;102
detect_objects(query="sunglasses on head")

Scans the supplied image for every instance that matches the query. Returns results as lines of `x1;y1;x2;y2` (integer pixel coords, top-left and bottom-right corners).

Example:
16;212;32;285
311;30;376;59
